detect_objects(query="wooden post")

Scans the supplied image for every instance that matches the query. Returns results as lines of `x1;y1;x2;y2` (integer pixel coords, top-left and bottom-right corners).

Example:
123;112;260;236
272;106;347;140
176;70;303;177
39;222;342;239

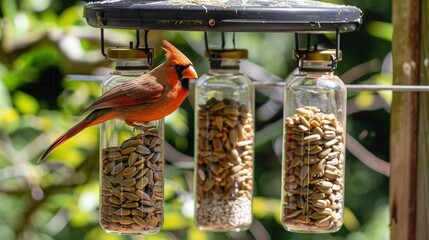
391;0;429;239
416;0;429;239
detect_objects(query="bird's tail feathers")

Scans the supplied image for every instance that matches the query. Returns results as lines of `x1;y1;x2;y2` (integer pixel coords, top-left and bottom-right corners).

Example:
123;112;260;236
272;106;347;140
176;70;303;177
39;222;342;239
38;109;115;163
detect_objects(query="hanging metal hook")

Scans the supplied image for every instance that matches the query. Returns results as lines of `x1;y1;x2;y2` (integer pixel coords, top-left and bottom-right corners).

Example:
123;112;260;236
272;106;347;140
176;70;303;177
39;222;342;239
204;32;225;69
221;32;226;49
329;28;341;70
135;30;140;48
307;33;311;50
294;33;304;68
294;33;299;51
232;32;236;49
100;28;107;58
205;32;237;54
333;28;341;70
133;30;152;65
204;32;211;57
144;30;152;65
204;32;221;59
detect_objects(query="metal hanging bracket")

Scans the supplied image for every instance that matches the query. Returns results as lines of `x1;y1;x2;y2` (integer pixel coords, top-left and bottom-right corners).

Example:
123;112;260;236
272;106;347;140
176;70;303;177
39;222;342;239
100;29;153;65
135;30;153;65
204;32;237;60
294;29;341;71
204;32;236;56
204;32;246;69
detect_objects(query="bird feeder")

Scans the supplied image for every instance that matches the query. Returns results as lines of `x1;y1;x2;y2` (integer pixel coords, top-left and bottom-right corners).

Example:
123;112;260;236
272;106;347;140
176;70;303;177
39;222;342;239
83;0;362;60
82;0;362;234
281;36;346;232
99;46;166;234
194;36;255;231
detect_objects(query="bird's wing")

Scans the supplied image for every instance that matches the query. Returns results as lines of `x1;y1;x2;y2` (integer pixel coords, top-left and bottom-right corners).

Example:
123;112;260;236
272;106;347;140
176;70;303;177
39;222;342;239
82;76;164;113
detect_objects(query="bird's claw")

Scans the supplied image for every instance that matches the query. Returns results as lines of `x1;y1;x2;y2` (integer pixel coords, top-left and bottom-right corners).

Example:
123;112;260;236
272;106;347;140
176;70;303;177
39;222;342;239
128;122;158;136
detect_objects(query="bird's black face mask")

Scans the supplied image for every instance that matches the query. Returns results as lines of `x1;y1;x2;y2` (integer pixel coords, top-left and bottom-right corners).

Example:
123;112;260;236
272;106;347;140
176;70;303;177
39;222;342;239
180;78;189;90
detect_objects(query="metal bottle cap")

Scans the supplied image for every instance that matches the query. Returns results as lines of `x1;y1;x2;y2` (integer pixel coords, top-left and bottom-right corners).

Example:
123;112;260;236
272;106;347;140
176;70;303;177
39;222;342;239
205;49;248;60
107;47;155;60
293;49;342;62
293;49;342;71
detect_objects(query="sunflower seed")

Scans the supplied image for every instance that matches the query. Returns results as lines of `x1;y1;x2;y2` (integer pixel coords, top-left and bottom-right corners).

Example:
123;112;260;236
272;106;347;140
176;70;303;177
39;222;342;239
196;98;254;230
282;106;345;230
101;126;164;233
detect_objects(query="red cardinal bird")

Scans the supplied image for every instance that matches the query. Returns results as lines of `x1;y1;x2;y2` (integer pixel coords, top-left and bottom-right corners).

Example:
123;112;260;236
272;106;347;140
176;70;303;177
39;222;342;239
38;40;197;163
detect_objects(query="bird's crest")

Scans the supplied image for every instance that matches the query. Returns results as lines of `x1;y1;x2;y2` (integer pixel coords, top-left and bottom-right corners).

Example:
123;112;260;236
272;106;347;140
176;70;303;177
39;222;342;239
162;40;192;66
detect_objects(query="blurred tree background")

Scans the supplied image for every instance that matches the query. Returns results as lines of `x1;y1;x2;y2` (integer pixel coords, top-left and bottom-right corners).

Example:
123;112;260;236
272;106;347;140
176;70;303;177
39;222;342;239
0;0;392;239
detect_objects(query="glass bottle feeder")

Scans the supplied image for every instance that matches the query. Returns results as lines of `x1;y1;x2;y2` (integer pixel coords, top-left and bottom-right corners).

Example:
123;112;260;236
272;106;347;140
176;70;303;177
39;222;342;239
194;44;255;231
281;46;346;233
99;46;165;234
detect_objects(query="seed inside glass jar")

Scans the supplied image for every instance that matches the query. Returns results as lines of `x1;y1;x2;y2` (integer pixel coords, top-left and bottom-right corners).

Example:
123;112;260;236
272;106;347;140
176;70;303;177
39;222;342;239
100;128;164;234
195;98;254;231
282;106;345;232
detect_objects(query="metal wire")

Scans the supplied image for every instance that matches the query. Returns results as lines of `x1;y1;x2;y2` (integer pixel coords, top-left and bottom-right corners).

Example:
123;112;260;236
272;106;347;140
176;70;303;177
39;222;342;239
65;75;429;92
253;82;429;92
345;84;429;92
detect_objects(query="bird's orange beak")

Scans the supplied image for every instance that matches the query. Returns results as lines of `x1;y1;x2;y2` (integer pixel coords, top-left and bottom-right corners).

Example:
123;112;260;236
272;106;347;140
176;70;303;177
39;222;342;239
182;65;198;79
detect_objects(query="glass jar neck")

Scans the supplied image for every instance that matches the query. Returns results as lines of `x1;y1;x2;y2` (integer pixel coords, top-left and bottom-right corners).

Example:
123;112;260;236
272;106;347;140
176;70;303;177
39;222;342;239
296;70;334;78
113;59;149;76
298;61;335;74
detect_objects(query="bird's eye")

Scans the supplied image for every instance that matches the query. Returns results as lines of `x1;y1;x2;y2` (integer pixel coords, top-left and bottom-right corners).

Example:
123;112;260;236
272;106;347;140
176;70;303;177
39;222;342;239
174;64;187;73
173;64;191;79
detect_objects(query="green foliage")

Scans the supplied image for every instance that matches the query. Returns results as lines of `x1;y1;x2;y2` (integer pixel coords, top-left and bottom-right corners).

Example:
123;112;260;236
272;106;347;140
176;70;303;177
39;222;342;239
13;91;40;114
367;21;393;41
0;0;392;239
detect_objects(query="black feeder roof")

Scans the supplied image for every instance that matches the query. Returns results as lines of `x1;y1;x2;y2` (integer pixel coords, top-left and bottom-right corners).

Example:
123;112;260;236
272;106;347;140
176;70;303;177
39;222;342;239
84;0;363;33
